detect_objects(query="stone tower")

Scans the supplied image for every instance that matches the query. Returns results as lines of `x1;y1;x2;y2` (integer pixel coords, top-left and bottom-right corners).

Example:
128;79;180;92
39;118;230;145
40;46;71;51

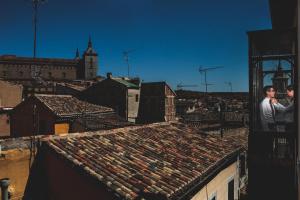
82;36;98;79
272;61;289;97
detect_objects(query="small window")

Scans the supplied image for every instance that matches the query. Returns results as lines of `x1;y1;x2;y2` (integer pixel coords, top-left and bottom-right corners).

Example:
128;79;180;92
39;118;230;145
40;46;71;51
2;71;7;77
48;72;52;78
89;58;93;69
6;119;9;124
209;193;217;200
135;94;139;102
62;72;66;78
19;71;23;77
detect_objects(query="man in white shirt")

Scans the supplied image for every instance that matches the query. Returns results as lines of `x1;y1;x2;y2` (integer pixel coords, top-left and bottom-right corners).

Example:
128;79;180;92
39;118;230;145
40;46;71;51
260;86;276;131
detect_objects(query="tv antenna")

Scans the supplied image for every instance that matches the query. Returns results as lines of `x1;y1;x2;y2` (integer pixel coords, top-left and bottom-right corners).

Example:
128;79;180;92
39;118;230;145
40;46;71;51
123;49;136;77
31;0;47;58
177;83;198;90
199;66;224;93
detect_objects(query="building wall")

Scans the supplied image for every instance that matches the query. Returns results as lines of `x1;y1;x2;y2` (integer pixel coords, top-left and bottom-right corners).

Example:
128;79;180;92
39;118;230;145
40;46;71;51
0;148;31;200
83;55;98;80
0;80;23;108
81;79;127;119
0;112;10;137
39;66;77;80
191;162;239;200
0;61;77;80
41;148;117;200
138;83;176;123
127;88;140;123
165;85;176;121
10;98;56;137
0;62;31;79
297;0;300;196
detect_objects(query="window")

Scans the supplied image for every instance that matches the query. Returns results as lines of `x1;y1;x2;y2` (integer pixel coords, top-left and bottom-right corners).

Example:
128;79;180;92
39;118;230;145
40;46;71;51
2;71;7;77
135;94;139;102
89;58;93;69
228;179;234;200
19;71;23;77
209;192;217;200
48;72;52;78
62;72;66;79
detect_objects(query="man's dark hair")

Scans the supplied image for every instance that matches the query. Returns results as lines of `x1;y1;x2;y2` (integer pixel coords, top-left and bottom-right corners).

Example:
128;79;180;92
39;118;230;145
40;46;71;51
263;85;275;96
287;85;294;91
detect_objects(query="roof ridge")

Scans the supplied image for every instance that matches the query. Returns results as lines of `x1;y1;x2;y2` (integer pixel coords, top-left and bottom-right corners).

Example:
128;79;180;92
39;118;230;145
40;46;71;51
34;94;73;97
43;122;171;141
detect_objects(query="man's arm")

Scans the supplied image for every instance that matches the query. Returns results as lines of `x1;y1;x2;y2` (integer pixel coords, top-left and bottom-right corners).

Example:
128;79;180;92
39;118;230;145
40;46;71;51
273;102;286;112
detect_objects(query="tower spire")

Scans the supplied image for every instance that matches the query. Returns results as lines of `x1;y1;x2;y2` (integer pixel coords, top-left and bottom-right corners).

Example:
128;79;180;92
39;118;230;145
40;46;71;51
88;35;92;48
75;48;80;59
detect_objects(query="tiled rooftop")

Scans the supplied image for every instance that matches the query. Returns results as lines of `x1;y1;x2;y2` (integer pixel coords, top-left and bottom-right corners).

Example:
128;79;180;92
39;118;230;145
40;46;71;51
74;113;133;131
44;122;247;199
57;82;87;91
35;94;113;117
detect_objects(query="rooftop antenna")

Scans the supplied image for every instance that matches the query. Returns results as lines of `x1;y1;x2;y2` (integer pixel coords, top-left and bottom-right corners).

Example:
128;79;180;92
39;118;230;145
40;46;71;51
177;83;198;90
32;0;47;58
123;49;136;77
225;81;233;92
199;66;223;93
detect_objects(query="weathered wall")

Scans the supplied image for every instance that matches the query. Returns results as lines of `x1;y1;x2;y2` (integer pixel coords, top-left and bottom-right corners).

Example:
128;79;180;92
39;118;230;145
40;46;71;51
40;148;117;200
80;79;127;119
191;162;239;200
11;98;56;137
0;61;77;80
0;80;23;108
138;83;176;123
0;148;31;200
165;85;176;121
127;88;140;123
0;112;10;137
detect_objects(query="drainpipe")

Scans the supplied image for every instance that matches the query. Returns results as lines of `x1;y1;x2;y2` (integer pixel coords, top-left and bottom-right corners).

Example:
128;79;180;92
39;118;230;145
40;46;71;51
0;178;10;200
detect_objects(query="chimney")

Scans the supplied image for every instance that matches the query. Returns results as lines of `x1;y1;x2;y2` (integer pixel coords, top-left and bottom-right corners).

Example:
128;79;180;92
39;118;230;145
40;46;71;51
107;72;112;79
0;178;10;200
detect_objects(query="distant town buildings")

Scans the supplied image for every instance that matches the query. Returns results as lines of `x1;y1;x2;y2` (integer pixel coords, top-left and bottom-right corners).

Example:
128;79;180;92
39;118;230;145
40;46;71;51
0;36;98;81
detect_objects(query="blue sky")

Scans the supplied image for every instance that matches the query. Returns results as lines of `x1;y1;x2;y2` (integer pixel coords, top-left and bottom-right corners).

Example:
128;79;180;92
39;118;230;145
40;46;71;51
0;0;271;91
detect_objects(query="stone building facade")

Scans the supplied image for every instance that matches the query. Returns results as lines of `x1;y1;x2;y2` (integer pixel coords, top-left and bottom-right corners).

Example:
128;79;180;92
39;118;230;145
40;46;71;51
0;37;98;81
138;82;176;123
80;73;141;123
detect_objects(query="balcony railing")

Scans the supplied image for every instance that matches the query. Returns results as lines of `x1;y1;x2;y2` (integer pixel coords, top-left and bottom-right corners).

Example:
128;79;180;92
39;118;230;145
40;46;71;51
250;130;296;165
